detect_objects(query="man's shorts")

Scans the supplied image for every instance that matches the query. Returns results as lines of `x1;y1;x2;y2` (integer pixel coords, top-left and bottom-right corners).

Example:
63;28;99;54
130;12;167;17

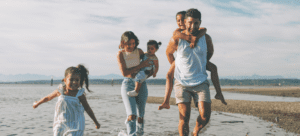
174;80;211;107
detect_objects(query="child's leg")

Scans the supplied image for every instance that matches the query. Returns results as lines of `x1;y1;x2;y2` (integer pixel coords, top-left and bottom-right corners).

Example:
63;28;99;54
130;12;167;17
159;62;175;110
206;62;227;105
127;71;147;97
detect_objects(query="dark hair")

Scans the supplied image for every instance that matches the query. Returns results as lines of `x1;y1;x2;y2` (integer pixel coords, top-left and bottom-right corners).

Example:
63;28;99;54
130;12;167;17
147;40;161;50
176;11;186;20
63;64;91;92
185;8;201;20
119;31;139;50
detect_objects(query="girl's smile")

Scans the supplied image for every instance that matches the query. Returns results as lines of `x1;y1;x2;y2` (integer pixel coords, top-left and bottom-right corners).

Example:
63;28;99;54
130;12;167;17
64;73;81;91
176;14;185;29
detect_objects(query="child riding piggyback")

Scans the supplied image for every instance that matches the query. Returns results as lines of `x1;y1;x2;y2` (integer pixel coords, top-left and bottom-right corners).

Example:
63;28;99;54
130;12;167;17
127;40;161;97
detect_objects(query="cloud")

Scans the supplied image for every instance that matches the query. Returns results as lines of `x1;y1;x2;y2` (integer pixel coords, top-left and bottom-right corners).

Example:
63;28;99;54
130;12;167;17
0;0;299;79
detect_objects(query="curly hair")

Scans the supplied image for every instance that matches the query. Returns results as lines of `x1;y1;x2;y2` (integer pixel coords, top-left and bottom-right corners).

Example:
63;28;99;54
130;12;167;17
147;40;161;50
119;31;139;50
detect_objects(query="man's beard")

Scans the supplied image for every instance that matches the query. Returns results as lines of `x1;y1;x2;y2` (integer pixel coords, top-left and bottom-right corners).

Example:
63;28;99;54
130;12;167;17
188;28;199;35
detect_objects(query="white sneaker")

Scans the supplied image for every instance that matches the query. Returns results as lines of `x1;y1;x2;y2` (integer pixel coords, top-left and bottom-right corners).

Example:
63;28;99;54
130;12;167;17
118;130;127;136
136;122;144;136
127;90;139;97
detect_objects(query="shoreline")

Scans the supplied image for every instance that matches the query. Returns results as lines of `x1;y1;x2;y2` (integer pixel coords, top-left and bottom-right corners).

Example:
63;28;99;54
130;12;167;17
222;87;300;97
147;95;300;134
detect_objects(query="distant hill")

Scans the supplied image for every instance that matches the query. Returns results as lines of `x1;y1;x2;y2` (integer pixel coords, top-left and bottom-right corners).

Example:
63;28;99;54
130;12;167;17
2;79;300;86
89;74;124;79
220;74;285;79
0;73;298;82
0;73;123;82
0;73;63;82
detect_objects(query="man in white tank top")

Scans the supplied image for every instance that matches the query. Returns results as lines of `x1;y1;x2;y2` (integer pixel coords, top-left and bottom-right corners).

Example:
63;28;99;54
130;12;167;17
165;8;214;136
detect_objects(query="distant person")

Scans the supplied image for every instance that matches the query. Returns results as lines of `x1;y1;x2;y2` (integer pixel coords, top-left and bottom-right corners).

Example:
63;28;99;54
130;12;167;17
162;8;225;136
33;64;100;136
159;11;226;111
127;40;161;97
117;31;151;136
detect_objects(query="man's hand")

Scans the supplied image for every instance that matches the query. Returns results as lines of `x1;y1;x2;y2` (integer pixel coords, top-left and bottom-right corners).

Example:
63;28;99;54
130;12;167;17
158;102;170;110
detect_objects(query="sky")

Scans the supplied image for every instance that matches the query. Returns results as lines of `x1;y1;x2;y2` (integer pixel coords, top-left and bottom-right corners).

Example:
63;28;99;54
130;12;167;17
0;0;299;79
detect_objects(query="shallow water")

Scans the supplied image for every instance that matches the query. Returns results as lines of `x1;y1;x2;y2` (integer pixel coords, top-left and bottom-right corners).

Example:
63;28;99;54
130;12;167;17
0;84;299;136
147;85;300;102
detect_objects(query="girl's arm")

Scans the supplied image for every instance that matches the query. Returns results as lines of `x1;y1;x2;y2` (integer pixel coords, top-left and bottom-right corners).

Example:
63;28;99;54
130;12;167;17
173;27;207;48
117;49;151;78
78;95;100;129
152;59;159;78
33;89;60;109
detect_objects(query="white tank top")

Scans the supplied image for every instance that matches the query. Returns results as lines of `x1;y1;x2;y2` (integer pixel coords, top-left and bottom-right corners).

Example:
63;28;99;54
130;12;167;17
174;35;208;86
122;49;140;68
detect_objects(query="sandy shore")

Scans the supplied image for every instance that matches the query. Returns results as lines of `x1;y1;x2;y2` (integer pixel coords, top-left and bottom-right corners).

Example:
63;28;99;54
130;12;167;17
147;93;300;134
222;87;300;97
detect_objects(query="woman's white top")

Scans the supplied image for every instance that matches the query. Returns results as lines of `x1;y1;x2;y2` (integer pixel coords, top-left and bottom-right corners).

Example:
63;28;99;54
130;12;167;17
122;49;140;68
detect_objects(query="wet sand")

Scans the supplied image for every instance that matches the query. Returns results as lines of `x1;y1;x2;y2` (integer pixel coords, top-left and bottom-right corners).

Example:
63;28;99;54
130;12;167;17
1;85;299;135
147;95;300;134
222;87;300;97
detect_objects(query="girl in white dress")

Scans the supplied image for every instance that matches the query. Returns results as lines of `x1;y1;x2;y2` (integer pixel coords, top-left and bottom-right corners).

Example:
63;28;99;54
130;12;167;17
33;64;100;136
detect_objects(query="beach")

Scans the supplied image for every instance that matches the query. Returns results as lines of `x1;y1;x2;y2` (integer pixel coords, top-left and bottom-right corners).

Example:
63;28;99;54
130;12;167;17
1;84;299;135
147;87;300;134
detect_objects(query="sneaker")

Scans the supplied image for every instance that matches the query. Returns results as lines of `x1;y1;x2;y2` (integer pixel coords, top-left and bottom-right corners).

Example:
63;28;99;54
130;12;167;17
118;130;127;136
136;122;144;136
127;90;139;97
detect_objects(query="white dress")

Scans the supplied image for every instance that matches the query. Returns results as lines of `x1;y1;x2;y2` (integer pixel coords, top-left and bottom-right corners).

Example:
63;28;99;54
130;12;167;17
53;84;85;136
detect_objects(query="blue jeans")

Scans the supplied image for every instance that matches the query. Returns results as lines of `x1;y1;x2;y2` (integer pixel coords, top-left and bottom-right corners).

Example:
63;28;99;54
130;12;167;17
121;78;148;136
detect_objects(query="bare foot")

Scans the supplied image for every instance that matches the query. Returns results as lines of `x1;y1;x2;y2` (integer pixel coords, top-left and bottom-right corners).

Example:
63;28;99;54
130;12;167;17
215;93;227;105
158;103;170;110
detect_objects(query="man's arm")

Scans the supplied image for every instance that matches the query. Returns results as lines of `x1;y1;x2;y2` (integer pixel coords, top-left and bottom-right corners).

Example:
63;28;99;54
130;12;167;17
166;37;179;64
205;34;214;61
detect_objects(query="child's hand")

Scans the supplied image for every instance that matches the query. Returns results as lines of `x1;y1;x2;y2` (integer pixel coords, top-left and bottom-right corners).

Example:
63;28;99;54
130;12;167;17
140;59;151;68
190;36;198;48
95;122;101;129
33;101;39;109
